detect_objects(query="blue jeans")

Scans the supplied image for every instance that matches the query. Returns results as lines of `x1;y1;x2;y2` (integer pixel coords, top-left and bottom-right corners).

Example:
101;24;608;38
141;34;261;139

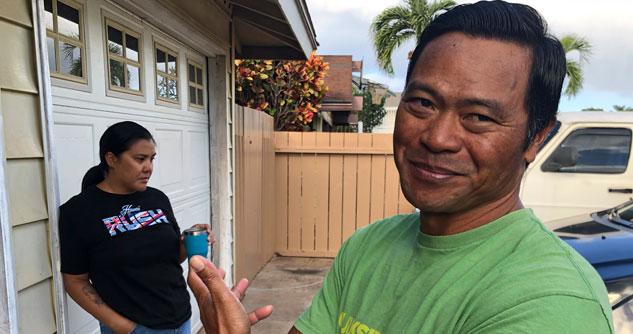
100;319;190;334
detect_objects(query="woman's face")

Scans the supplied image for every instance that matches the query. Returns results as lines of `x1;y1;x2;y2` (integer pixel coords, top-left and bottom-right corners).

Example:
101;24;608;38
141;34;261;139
106;139;156;193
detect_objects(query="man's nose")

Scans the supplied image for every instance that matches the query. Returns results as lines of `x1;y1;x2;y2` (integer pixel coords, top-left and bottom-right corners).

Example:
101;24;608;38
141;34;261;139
419;112;462;153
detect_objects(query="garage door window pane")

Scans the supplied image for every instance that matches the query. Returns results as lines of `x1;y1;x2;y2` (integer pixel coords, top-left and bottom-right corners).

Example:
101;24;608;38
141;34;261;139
188;64;195;81
59;42;82;77
47;36;57;72
125;35;139;62
197;89;203;105
110;59;125;87
44;0;54;31
196;68;203;85
127;65;140;91
156;49;166;72
57;1;80;39
107;26;123;56
168;55;177;75
542;128;632;174
189;86;196;104
157;75;167;98
168;79;178;100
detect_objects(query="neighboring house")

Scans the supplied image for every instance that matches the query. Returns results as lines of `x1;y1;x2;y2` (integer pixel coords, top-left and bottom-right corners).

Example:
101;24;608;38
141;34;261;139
0;1;316;333
352;75;395;106
316;55;363;131
373;92;401;134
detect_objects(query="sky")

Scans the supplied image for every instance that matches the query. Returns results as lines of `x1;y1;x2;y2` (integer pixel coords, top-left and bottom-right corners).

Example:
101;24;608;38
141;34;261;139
305;0;633;112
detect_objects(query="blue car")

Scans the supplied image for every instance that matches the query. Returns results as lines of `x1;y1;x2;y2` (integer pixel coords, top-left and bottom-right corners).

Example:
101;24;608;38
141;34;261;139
547;199;633;333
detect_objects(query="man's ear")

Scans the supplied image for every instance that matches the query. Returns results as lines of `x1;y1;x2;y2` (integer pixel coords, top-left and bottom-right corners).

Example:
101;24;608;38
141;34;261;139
104;152;118;169
524;121;556;164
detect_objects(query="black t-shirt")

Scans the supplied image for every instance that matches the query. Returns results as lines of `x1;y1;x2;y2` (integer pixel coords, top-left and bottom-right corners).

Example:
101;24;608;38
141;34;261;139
59;186;191;329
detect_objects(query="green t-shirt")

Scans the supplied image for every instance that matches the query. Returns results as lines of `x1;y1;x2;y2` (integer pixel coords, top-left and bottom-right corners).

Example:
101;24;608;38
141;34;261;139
295;209;613;334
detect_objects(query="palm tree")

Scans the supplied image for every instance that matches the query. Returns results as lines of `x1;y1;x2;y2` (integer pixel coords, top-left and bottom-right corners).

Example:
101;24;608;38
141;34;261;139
560;34;592;97
371;0;456;75
613;105;633;112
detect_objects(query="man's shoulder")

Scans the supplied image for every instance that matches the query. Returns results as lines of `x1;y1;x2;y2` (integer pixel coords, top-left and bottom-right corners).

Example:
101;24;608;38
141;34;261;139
487;218;610;311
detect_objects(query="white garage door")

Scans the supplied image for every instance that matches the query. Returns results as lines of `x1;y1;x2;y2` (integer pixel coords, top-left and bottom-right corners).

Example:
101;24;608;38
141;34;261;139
48;1;213;332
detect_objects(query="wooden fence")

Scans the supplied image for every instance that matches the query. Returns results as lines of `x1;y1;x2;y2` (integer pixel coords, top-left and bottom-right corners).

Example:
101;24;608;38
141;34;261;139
234;106;276;281
274;132;416;257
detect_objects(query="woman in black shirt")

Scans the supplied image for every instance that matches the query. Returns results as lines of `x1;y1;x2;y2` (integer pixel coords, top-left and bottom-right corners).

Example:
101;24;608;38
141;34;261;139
59;121;212;334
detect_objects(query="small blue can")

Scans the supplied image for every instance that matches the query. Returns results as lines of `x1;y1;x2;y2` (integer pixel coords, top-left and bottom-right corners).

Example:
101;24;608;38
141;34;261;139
183;226;208;259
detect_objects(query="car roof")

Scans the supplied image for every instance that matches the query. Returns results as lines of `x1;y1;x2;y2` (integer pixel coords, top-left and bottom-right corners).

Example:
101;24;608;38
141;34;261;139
557;111;633;124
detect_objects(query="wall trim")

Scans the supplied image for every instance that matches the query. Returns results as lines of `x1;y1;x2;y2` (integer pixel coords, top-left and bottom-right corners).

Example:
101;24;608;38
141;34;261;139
31;0;68;333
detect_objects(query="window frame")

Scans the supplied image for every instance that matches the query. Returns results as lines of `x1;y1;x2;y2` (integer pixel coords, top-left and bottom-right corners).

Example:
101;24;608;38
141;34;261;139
187;60;205;110
104;18;144;96
154;42;180;104
45;0;87;83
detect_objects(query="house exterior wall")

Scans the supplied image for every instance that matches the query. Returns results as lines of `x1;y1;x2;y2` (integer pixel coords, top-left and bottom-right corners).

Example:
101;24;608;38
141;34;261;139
322;55;353;103
0;1;57;333
373;93;400;134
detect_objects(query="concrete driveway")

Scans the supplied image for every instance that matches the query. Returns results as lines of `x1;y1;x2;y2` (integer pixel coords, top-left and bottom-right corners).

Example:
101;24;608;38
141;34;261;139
198;256;333;334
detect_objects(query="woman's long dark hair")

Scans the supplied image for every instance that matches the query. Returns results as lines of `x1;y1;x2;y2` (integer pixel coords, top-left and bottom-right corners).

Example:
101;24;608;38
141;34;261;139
81;121;154;191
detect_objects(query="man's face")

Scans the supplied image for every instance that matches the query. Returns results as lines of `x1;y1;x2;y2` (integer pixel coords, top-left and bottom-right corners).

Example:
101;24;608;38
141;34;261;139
394;32;541;214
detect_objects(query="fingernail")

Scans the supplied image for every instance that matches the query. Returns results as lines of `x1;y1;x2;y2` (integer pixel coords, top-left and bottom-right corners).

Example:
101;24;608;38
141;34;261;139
190;256;204;272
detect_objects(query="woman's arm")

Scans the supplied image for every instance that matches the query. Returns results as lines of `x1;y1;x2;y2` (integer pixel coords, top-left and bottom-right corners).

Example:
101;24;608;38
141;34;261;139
63;273;136;334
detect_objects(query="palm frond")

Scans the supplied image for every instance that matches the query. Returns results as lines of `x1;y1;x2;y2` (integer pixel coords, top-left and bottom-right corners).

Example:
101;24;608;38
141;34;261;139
371;5;415;74
371;0;456;74
427;0;457;19
564;60;583;97
560;34;592;63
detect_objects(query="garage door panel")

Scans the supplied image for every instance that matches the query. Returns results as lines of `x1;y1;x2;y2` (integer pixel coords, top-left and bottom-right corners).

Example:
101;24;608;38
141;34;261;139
190;199;210;227
54;122;96;203
189;130;209;188
154;128;184;195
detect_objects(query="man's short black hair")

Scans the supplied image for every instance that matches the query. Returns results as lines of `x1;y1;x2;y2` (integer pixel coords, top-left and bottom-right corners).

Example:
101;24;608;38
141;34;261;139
405;0;566;147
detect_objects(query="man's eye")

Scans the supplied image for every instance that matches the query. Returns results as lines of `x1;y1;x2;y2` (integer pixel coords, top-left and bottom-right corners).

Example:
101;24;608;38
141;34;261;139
466;114;493;122
416;98;433;108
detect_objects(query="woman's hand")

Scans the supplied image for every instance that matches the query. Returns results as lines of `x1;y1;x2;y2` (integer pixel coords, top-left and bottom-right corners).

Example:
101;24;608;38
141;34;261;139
179;224;215;262
181;224;214;245
191;223;215;245
111;319;136;334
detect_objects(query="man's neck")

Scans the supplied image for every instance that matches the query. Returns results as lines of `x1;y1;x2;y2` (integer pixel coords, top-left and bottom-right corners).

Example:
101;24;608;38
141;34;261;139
420;193;524;236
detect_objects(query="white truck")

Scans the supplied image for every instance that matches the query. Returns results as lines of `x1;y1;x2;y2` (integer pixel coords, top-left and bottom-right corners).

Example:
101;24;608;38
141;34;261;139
521;112;633;222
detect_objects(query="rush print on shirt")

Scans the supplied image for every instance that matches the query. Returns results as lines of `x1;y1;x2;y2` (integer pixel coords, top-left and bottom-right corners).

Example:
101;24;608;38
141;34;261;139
101;204;171;236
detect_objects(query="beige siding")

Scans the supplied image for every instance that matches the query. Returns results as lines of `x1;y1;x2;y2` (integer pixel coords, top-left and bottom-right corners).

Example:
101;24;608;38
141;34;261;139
0;0;56;333
6;159;48;227
0;1;32;27
1;91;43;159
17;279;56;334
13;221;53;291
0;20;37;93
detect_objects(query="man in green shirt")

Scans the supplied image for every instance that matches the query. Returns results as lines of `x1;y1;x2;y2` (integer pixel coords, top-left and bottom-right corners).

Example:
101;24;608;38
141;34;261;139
187;1;613;333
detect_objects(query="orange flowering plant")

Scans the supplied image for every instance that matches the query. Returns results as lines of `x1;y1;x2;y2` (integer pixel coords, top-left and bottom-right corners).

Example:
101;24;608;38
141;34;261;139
235;52;329;131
